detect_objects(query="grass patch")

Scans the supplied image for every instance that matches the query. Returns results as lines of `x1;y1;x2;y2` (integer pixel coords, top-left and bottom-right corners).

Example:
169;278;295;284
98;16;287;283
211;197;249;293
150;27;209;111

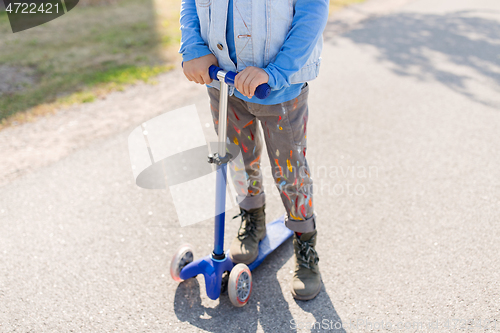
0;0;180;124
0;64;173;129
84;65;169;86
330;0;367;13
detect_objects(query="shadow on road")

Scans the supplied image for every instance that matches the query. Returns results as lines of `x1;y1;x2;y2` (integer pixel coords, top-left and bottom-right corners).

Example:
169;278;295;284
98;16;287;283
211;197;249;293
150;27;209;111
293;286;346;333
327;11;500;108
172;238;344;332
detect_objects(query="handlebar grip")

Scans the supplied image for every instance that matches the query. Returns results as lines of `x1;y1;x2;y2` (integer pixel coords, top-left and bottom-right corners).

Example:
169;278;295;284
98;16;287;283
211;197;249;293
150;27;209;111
209;65;271;100
208;65;220;81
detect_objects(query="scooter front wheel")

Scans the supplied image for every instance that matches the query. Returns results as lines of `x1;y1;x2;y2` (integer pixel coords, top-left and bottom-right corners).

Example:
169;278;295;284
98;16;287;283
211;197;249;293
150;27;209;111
228;263;252;307
170;244;194;282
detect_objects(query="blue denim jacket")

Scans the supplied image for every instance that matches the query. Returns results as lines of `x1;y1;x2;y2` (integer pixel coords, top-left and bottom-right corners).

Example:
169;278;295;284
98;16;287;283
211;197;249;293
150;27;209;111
179;0;329;96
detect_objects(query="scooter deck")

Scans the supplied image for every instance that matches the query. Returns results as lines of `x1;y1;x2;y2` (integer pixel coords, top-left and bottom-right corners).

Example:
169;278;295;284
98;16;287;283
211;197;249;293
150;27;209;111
247;214;293;271
179;214;293;300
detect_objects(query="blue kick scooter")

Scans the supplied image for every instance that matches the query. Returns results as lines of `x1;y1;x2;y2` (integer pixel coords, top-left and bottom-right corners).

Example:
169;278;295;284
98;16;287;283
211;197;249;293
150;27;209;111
170;65;293;307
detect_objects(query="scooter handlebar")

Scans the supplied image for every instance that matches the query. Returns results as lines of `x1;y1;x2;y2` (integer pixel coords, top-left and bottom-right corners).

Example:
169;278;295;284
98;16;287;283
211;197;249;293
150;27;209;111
209;65;271;100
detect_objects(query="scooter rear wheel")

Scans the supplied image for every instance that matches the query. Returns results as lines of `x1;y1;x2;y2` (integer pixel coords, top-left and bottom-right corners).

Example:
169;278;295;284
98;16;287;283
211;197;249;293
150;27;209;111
170;244;194;282
228;263;252;307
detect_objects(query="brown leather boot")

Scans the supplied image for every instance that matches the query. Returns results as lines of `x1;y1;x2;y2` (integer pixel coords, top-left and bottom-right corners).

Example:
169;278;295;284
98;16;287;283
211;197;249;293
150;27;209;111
229;205;266;264
291;230;322;300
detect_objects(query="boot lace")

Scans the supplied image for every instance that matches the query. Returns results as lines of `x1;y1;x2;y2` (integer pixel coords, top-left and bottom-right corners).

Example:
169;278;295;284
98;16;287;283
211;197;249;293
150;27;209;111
232;210;258;241
296;236;319;270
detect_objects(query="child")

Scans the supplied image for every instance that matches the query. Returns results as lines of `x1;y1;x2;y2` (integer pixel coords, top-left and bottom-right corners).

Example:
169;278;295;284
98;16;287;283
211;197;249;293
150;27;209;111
179;0;329;300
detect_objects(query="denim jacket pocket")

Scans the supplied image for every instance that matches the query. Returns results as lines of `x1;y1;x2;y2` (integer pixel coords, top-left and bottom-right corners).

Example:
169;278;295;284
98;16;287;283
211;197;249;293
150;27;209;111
195;0;211;6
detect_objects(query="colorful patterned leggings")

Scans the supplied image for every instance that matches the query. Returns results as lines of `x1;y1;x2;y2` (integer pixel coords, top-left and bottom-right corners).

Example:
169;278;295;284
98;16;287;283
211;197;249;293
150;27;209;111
207;83;316;233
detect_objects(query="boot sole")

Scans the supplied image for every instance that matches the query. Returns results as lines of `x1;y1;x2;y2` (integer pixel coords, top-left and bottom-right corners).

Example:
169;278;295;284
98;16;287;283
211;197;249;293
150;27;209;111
229;231;266;265
291;277;322;301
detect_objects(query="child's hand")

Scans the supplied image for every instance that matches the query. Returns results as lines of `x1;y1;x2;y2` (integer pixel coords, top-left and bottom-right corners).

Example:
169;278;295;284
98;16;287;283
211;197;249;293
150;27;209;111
234;67;269;98
183;53;219;85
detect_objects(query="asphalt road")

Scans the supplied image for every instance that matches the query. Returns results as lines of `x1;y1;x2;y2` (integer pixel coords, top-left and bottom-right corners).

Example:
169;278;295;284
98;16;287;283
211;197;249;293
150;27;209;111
1;0;500;332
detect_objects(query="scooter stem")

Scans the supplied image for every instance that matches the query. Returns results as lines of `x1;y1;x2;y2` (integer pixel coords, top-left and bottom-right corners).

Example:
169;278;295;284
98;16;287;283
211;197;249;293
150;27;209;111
213;71;229;258
209;66;269;258
216;70;229;158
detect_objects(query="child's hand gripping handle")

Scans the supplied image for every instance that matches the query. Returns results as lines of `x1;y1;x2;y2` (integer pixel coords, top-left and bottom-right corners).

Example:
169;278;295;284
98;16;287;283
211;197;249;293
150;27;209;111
209;65;271;100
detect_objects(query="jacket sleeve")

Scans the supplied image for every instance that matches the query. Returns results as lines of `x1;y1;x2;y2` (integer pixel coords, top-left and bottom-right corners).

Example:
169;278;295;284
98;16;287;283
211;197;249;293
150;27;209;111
178;0;213;62
263;0;329;90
